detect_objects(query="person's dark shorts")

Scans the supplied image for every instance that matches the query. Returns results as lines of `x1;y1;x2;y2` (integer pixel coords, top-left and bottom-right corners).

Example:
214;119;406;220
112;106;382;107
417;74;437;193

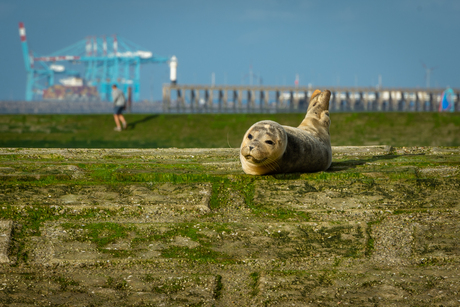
114;106;125;115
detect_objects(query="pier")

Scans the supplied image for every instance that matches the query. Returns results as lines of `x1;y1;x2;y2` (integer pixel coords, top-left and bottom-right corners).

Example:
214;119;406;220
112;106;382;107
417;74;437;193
163;84;460;113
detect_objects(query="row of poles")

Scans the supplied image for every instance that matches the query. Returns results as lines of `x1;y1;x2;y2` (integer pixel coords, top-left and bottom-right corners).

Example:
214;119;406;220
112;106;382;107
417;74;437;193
162;85;460;113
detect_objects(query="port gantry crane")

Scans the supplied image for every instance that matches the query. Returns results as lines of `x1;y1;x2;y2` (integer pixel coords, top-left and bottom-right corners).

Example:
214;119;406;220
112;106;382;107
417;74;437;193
18;22;171;102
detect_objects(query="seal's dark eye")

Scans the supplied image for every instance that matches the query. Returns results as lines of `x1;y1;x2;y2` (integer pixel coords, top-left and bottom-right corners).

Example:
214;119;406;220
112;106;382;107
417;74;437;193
248;134;253;140
265;140;274;145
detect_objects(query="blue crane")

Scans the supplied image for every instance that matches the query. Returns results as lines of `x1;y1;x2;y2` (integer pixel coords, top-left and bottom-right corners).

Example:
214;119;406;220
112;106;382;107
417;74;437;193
19;22;171;102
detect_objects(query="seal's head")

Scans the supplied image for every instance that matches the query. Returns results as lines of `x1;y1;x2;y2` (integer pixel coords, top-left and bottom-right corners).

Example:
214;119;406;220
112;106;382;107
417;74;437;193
240;120;287;175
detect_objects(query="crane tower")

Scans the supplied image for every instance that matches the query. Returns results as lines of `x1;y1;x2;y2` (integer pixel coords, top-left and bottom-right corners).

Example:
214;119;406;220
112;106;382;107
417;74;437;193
18;22;173;102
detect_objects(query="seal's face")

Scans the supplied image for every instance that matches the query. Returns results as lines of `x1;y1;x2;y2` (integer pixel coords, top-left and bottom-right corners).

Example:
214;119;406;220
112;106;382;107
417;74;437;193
240;121;287;174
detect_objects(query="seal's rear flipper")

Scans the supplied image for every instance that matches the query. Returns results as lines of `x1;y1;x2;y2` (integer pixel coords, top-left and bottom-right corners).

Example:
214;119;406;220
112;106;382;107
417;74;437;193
298;89;332;131
306;89;331;116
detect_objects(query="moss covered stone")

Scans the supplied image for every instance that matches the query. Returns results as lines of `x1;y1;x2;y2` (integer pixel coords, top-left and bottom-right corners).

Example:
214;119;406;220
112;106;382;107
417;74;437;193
0;146;459;306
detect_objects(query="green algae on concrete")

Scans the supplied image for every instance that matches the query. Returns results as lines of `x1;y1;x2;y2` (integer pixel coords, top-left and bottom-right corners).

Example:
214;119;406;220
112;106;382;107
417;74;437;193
0;146;460;306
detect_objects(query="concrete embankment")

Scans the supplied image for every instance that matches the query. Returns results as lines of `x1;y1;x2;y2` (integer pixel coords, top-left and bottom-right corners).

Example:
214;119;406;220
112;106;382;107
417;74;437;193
0;146;459;306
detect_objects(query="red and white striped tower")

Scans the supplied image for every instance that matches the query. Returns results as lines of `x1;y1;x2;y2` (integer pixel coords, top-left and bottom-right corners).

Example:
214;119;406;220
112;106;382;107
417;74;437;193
18;22;26;42
18;22;34;100
18;22;32;70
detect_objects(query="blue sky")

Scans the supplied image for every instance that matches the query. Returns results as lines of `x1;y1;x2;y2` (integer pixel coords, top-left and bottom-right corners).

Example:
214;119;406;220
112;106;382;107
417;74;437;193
1;0;459;101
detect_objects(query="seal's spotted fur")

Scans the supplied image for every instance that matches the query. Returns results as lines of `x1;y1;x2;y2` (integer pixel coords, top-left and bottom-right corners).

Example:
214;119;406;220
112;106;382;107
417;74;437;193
240;89;332;175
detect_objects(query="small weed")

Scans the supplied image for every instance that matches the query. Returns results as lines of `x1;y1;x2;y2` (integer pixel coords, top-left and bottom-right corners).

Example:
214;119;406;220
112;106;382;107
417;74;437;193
333;257;341;267
214;275;223;299
249;203;310;221
249;272;260;296
317;271;334;286
161;246;235;264
53;276;79;291
105;276;128;290
365;219;383;256
417;257;453;267
142;274;156;283
361;280;378;288
344;246;362;258
152;278;184;294
271;230;291;243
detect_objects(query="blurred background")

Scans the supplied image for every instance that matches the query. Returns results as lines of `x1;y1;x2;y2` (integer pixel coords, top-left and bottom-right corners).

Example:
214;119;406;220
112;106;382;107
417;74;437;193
1;0;460;101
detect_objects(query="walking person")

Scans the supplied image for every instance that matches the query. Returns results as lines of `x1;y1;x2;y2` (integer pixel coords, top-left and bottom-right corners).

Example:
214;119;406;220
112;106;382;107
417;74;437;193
112;84;128;131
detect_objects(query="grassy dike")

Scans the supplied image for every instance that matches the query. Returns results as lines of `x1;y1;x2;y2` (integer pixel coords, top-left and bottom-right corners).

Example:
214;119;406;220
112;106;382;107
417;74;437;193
1;112;460;148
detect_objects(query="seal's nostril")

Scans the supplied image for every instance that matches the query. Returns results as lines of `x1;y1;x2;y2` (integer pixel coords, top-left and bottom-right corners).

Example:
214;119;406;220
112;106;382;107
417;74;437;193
249;146;254;151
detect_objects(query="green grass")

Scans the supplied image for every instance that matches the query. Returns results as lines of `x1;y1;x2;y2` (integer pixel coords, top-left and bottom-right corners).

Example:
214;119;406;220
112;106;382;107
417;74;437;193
61;222;131;248
1;112;460;148
160;246;235;264
132;222;233;246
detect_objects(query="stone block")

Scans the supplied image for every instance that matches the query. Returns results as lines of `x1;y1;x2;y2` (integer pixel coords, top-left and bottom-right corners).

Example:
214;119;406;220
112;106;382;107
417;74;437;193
0;220;12;263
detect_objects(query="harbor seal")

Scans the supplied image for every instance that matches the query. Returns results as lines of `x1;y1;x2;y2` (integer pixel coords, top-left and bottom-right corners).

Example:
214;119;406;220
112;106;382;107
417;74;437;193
240;89;332;175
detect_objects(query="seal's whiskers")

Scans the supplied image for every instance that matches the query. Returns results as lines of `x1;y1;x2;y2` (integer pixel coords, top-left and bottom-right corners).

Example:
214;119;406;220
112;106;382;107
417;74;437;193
264;157;280;173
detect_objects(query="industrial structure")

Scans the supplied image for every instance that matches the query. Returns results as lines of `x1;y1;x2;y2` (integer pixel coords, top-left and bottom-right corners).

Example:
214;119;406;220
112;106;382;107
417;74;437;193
162;84;460;113
18;22;172;102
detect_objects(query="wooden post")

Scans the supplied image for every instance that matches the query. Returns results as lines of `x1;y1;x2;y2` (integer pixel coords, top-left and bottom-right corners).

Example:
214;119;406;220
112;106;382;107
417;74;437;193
190;89;196;112
275;90;280;112
247;90;254;112
177;89;184;111
377;91;383;111
293;90;299;110
334;91;341;112
349;91;355;111
237;90;242;111
162;85;170;113
303;90;309;111
259;90;264;112
218;90;223;112
428;92;434;111
127;86;132;113
416;91;423;111
206;89;213;111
